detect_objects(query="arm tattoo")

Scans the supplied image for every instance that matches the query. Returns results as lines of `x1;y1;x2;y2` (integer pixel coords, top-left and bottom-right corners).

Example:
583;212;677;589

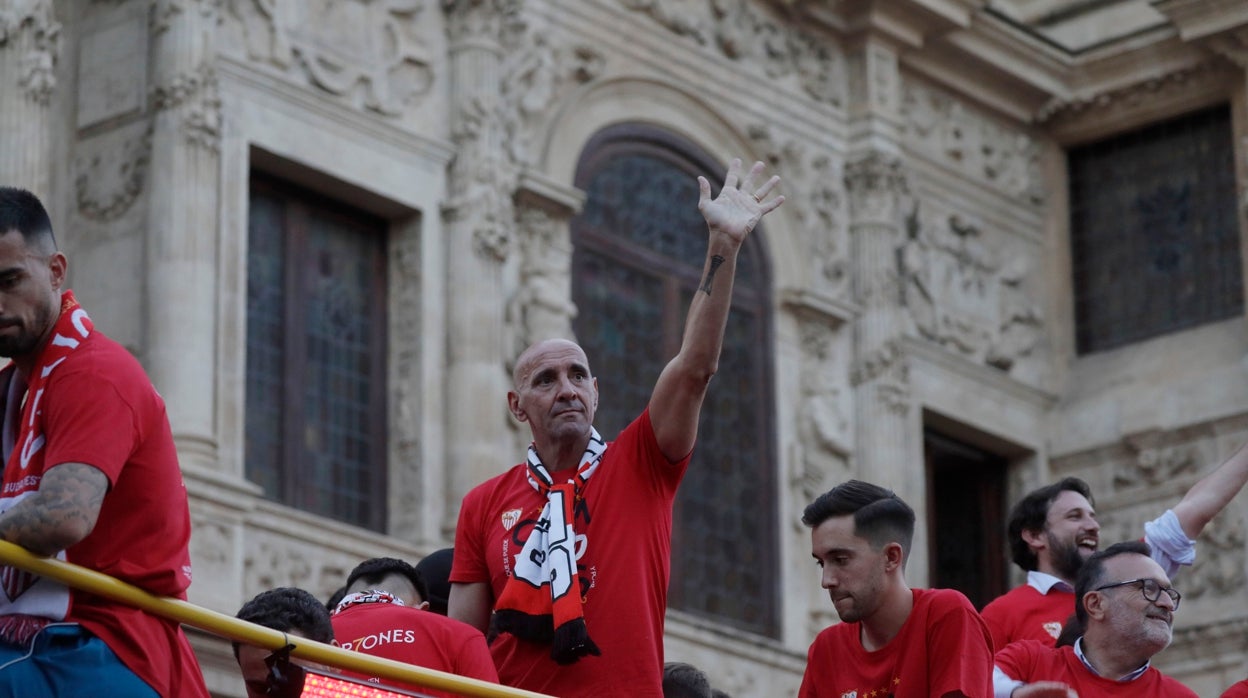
699;255;725;295
0;463;109;556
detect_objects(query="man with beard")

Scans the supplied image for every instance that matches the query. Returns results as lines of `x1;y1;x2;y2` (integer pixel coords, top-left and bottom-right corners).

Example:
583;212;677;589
0;189;209;697
982;440;1248;649
993;541;1197;697
799;480;993;698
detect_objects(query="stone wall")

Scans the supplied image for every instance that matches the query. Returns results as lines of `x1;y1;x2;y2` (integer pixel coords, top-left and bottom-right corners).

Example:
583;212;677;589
7;1;1247;695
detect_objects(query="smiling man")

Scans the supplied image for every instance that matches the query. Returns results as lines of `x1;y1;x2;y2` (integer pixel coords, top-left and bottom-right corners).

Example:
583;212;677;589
448;159;784;697
799;480;993;698
993;541;1198;697
983;440;1248;650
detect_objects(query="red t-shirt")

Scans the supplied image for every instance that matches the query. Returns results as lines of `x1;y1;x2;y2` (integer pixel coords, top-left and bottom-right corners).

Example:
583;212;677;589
450;410;688;697
0;325;208;697
332;601;498;696
1223;679;1248;697
798;588;994;698
995;640;1198;697
980;583;1074;648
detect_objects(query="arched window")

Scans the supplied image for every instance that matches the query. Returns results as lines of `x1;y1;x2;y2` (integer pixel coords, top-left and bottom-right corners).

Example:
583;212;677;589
571;125;778;637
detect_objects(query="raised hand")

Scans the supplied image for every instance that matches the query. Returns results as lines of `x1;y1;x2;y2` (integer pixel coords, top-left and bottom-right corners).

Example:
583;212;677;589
697;158;784;245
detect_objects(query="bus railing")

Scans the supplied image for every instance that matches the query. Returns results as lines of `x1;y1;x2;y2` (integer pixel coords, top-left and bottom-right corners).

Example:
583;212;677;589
0;540;550;698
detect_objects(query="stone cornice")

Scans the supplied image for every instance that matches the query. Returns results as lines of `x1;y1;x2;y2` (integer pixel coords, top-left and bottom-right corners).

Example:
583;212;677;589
1153;0;1248;43
779;287;861;328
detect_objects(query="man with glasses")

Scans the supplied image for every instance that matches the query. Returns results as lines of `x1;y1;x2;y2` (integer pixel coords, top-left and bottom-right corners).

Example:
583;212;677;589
983;441;1248;649
992;541;1197;697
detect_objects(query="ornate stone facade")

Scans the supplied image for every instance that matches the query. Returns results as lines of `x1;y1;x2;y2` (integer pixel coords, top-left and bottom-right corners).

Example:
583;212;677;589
24;1;1248;695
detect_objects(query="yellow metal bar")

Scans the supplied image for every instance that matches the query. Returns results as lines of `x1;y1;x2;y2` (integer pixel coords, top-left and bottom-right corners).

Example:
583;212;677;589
0;541;550;698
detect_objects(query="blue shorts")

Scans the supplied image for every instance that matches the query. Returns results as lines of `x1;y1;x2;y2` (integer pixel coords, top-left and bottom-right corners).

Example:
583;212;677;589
0;623;158;697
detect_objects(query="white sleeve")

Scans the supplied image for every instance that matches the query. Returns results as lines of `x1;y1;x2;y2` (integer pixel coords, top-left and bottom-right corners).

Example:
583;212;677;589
994;665;1024;698
1143;509;1196;578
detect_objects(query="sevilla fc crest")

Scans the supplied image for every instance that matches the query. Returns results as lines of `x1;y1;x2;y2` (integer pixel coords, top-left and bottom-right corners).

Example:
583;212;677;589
0;566;37;603
501;508;522;531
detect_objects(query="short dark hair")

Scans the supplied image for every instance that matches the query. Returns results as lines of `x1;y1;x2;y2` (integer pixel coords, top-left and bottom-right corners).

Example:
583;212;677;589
1007;477;1095;572
0;187;57;252
1074;540;1151;625
233;587;334;658
345;557;428;604
663;662;711;698
414;548;454;615
801;480;915;555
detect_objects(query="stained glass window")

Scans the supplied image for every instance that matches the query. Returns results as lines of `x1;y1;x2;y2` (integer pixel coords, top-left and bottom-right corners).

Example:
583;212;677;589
571;126;778;637
246;176;388;531
1069;106;1243;354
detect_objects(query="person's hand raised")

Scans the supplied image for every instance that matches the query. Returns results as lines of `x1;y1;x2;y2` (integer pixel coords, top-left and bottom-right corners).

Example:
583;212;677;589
697;158;784;245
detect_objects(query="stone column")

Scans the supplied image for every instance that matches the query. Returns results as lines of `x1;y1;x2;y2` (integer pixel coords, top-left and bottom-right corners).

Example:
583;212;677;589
441;0;517;527
144;0;222;471
845;153;912;492
0;1;60;200
507;171;584;359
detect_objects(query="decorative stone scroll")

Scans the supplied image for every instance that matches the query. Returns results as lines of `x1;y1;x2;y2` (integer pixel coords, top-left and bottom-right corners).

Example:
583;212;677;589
74;124;153;222
220;0;435;117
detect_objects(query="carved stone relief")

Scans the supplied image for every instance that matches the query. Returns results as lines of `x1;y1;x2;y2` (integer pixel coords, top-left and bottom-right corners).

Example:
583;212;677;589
189;516;233;576
151;63;224;151
506;204;577;358
615;0;846;107
850;338;911;416
74;123;153;222
388;232;424;537
749;125;849;294
220;0;435;117
903;81;1045;205
844;152;908;227
1183;509;1246;600
1;0;62;104
789;321;852;530
244;533;354;601
1114;431;1197;490
896;203;1046;375
499;14;604;169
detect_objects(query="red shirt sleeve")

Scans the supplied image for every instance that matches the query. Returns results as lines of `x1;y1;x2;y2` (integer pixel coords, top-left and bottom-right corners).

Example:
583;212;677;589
43;366;140;483
927;591;995;697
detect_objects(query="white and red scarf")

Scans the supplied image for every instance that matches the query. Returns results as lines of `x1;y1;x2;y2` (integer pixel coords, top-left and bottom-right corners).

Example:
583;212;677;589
333;590;403;615
491;428;606;664
0;291;93;646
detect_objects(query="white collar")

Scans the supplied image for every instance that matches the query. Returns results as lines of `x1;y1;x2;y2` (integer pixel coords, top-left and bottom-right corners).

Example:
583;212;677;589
1073;637;1150;682
1026;570;1074;594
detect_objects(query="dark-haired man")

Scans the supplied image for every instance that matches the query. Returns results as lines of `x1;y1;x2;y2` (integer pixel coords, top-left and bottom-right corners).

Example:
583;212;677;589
0;188;208;697
449;159;784;696
235;587;335;698
332;557;497;696
994;541;1197;697
799;480;993;698
982;441;1248;648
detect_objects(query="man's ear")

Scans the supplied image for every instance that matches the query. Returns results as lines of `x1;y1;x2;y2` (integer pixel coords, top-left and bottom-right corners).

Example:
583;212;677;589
1082;591;1108;621
47;252;67;290
1021;527;1047;554
507;391;527;422
883;541;904;572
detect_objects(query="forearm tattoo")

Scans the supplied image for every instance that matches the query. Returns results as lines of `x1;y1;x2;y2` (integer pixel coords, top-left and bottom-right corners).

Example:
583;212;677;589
700;255;725;295
0;463;108;555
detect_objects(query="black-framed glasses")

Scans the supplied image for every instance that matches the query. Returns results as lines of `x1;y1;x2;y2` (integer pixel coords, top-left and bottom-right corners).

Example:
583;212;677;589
1093;578;1181;610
